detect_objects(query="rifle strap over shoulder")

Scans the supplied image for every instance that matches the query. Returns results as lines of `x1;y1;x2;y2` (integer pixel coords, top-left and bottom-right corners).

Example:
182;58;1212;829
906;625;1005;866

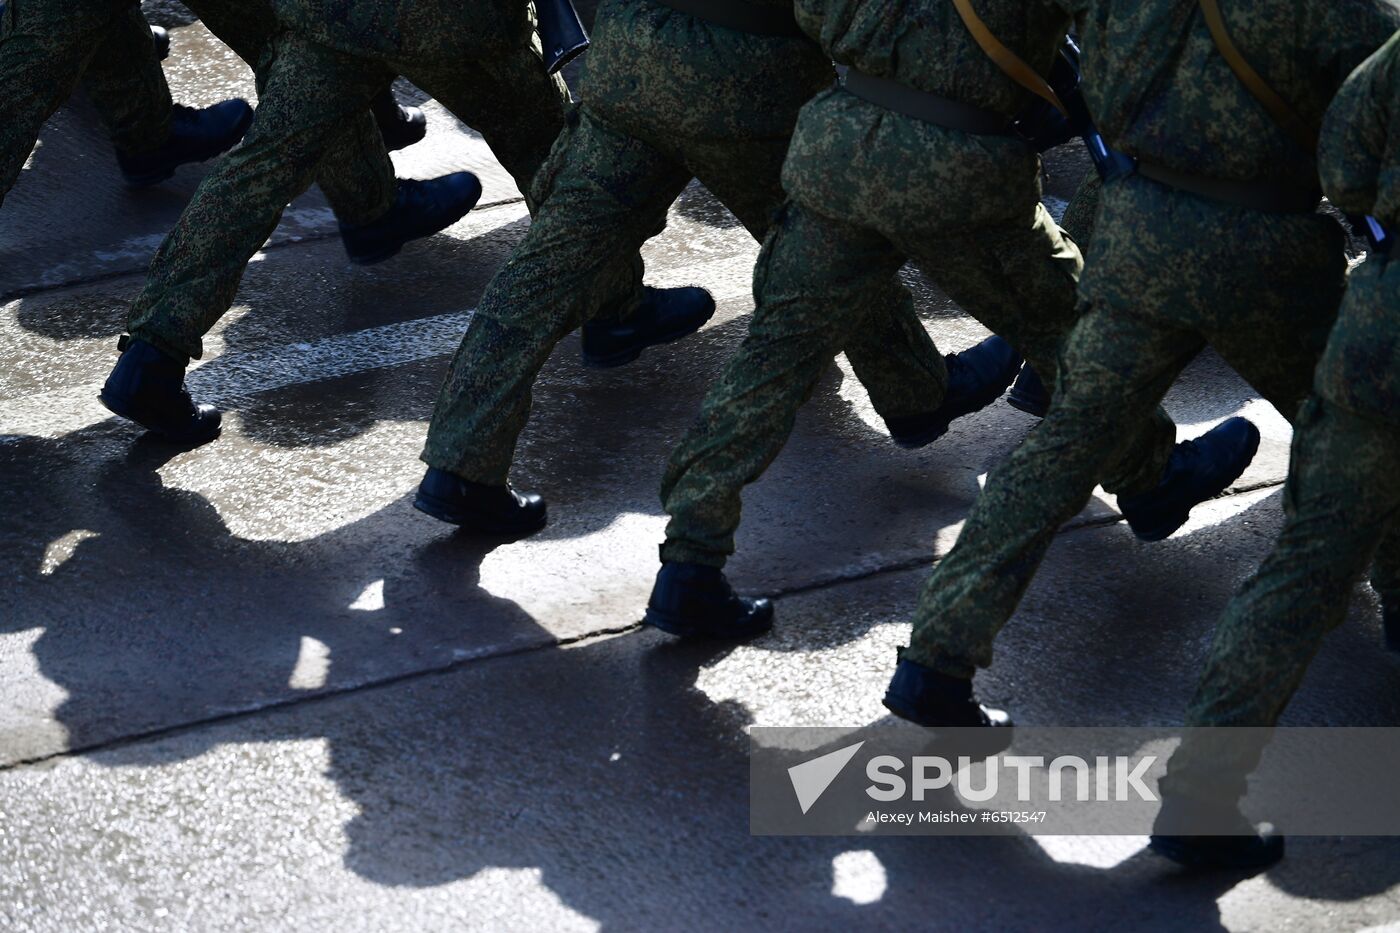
949;0;1067;116
1197;0;1319;153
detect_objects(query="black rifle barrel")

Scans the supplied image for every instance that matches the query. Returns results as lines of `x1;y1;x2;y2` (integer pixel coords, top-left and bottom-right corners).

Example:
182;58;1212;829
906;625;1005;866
537;0;590;75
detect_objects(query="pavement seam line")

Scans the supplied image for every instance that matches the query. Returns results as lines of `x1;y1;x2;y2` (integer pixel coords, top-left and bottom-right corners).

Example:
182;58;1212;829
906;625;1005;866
762;476;1285;601
0;477;1283;771
0;619;642;772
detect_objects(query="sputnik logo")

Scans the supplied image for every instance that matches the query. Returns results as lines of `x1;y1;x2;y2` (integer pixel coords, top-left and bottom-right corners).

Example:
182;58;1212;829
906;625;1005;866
788;741;866;814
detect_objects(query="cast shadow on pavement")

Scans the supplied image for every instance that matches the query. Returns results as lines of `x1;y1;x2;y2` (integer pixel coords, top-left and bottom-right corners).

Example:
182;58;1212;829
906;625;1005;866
6;420;1400;924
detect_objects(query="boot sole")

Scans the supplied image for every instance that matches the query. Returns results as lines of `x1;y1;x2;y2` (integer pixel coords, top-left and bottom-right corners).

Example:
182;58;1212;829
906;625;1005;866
642;603;774;641
1006;391;1049;419
880;696;1014;729
97;392;222;445
1128;425;1261;543
889;417;953;451
412;488;547;536
580;311;717;369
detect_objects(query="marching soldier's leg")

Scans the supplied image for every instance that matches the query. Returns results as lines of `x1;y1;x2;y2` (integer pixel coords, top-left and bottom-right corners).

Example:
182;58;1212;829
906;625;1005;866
101;36;394;445
124;36;389;362
649;204;908;639
408;37;689;363
690;133;956;449
894;299;1203;691
182;0;420;254
416;108;692;533
0;0;100;202
1185;398;1400;730
886;179;1335;727
81;8;253;188
1154;398;1400;855
0;0;250;205
913;203;1177;500
79;7;172;161
842;279;955;446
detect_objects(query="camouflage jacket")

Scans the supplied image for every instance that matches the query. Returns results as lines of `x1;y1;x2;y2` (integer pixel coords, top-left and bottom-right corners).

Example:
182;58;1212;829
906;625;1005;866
1315;30;1400;427
794;0;1070;119
1321;30;1400;230
271;0;533;60
1063;0;1400;191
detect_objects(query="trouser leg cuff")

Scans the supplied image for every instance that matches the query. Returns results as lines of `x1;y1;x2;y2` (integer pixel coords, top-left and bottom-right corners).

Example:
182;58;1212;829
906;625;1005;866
658;540;728;570
418;449;509;488
127;324;195;367
898;643;977;680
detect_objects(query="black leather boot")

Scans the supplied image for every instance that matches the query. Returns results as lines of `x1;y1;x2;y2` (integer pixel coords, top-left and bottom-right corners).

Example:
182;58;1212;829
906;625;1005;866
371;88;428;152
882;657;1012;727
1006;362;1051;417
1118;417;1260;542
116;99;254;187
885;335;1022;449
339;173;482;266
580;286;717;368
1149;794;1285;871
644;562;773;640
413;467;546;536
98;337;221;444
151;25;170;61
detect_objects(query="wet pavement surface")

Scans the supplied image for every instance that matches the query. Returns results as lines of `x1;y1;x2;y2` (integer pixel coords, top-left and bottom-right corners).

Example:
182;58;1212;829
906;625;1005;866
2;10;1399;932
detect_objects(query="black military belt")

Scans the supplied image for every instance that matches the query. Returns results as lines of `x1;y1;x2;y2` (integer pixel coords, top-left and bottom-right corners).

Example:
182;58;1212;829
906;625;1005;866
651;0;806;38
843;70;1011;136
1137;162;1320;214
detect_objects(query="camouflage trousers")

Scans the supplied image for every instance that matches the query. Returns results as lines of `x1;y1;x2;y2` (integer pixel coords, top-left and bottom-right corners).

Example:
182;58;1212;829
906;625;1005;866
1160;396;1400;803
904;170;1367;677
187;0;399;231
0;0;171;206
421;92;944;488
129;16;570;363
659;89;1175;567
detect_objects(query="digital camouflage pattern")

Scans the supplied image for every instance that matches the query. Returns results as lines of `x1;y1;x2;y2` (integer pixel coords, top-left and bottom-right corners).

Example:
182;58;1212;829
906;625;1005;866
1;0;172;206
655;0;1177;568
1162;397;1400;805
1184;395;1400;728
184;0;399;227
1063;0;1400;190
906;175;1354;677
903;0;1399;678
421;0;947;487
1317;30;1400;428
793;0;1068;116
128;0;570;363
1167;38;1400;785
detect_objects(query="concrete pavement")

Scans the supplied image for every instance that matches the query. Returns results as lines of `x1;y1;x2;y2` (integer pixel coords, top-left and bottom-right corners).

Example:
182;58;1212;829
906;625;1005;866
1;9;1398;931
